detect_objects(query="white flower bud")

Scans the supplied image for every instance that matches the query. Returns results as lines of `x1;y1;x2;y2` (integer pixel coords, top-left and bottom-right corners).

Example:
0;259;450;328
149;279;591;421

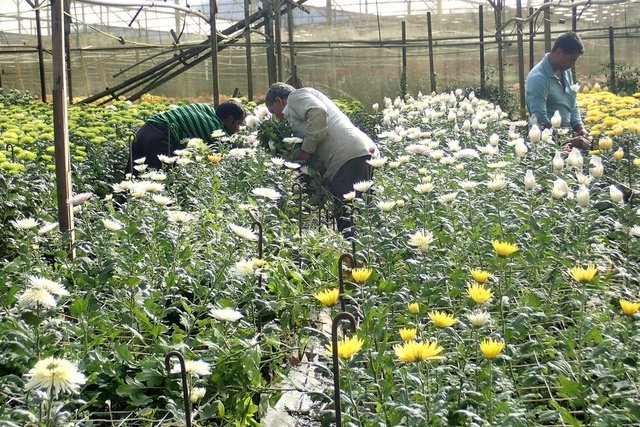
524;169;536;190
553;151;564;171
550;110;562;129
576;185;590;207
528;125;541;143
610;185;624;203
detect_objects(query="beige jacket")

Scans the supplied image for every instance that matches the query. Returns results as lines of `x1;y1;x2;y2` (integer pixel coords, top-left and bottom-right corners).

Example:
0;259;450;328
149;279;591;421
284;88;376;181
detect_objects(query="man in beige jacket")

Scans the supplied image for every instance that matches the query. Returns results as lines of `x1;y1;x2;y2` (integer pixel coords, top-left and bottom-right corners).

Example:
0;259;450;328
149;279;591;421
265;83;378;234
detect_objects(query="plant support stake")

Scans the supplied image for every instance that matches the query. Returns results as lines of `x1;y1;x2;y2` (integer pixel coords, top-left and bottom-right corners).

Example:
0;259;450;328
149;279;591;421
164;350;192;427
337;253;355;312
331;312;357;427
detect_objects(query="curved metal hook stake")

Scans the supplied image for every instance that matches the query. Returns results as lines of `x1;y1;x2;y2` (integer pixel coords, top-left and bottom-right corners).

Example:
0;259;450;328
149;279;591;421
337;253;355;312
5;143;15;163
127;134;135;175
164;350;192;427
331;312;357;427
251;220;263;260
292;182;303;237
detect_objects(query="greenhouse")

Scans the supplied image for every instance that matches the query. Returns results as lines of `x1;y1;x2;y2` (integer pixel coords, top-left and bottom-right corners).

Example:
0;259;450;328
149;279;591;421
0;0;639;425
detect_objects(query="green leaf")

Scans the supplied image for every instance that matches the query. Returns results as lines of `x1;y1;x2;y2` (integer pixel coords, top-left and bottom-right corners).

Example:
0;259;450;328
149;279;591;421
550;399;582;427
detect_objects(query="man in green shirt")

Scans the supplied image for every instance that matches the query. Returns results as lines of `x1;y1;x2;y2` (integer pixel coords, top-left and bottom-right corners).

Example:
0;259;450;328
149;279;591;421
128;100;245;173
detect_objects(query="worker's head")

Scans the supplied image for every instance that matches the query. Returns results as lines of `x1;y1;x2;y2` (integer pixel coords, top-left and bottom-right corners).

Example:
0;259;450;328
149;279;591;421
550;32;584;71
216;100;246;135
265;82;295;119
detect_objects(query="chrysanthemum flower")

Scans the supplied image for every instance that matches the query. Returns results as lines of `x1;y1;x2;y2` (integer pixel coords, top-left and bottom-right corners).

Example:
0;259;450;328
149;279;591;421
467;282;494;304
428;310;457;328
67;192;93;206
393;341;419;362
172;360;211;376
619;299;640;315
210;308;243;322
28;276;69;296
353;180;374;192
152;195;174;206
229;259;256;277
568;265;598;283
38;222;58;235
366;157;387;167
252;187;281;200
326;336;364;360
408;229;434;252
394;340;445;362
470;269;491;284
466;310;490;327
414;183;435;194
439;192;458;204
167;210;195;223
228;224;258;241
12;218;39;230
491;240;518;257
399;327;417;341
190;387;206;403
416;340;445;361
408;302;420;314
377;201;396;211
283;137;303;144
351;268;373;283
479;338;505;359
25;357;86;396
211;129;226;139
18;288;57;309
314;288;340;306
270;157;285;166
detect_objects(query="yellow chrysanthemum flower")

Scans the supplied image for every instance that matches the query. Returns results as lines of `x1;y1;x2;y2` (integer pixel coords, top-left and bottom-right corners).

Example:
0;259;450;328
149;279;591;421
568;265;598;283
469;269;492;284
314;288;339;306
634;158;640;166
351;268;373;283
408;302;420;314
479;338;505;359
394;340;445;362
208;153;223;164
416;340;445;361
619;299;640;315
491;240;519;257
394;341;419;362
428;310;457;328
326;336;364;360
399;327;417;342
467;282;494;304
613;148;625;160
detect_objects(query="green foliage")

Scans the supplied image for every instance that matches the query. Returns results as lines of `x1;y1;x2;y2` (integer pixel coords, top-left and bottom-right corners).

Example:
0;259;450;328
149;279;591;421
604;62;640;95
0;88;37;106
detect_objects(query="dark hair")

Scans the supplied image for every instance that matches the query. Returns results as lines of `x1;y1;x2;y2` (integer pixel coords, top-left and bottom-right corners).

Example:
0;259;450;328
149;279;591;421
551;32;584;55
265;82;295;105
216;99;245;120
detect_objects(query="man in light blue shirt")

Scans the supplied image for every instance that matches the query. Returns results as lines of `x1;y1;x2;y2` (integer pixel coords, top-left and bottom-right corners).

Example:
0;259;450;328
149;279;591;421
526;32;590;148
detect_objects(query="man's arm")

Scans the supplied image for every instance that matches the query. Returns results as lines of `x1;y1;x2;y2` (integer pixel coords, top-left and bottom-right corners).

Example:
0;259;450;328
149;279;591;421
525;74;550;127
287;91;329;155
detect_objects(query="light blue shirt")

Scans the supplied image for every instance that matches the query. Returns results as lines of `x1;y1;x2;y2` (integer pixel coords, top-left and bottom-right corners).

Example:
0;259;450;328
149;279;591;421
525;53;582;129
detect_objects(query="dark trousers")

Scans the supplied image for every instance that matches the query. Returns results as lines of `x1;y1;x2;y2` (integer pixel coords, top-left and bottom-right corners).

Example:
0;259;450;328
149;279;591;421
329;155;373;234
126;122;174;175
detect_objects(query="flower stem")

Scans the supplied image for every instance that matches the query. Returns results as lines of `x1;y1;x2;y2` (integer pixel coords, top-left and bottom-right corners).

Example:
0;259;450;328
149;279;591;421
487;360;494;424
420;363;432;424
347;367;362;425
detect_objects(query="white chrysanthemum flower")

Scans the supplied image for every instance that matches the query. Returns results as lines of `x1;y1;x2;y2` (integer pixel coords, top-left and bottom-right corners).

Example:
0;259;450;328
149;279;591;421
408;229;434;252
13;218;39;230
167;211;195;223
630;225;640;237
466;310;490;327
406;144;430;155
176;157;193;166
477;145;499;156
421;176;433;183
238;203;255;211
18;288;57;309
271;157;285;166
252;187;281;200
130;189;146;199
190;387;207;403
230;259;256;277
430;150;444;160
610;185;624;203
67;192;93;206
113;181;134;194
454;148;479;159
245;115;261;129
25;357;86;396
459;180;479;191
283;137;303;144
211;129;226;139
575;172;592;186
210;308;244;322
136;181;165;193
157;154;178;164
439;192;458;204
148;172;167;182
576;185;590;207
152;195;174;206
284;161;301;170
134;157;147;165
343;191;356;201
487;161;509;169
388;161;401;169
398;155;411;163
186;138;206;149
489;133;500;146
551;179;570;199
254;105;269;119
353;180;374;192
414;183;434;194
134;164;148;173
367;157;387;168
171;360;211;376
552;151;564;171
524;170;536;190
377;201;396;211
229;224;258;241
102;219;123;231
487;174;508;191
38;222;58;235
28;276;69;296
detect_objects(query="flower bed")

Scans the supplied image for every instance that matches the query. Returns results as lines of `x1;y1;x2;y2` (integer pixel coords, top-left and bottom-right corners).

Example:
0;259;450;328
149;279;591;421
0;90;639;426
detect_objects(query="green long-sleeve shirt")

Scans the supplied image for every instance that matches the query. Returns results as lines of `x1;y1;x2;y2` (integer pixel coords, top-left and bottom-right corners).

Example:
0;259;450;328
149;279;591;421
147;103;225;146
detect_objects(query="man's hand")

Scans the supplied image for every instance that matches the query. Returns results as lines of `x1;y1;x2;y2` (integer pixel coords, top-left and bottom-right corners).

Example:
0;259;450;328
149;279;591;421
567;136;591;150
296;149;312;162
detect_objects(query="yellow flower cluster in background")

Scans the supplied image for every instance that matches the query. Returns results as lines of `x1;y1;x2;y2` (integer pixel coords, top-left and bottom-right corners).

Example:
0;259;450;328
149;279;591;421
577;89;640;137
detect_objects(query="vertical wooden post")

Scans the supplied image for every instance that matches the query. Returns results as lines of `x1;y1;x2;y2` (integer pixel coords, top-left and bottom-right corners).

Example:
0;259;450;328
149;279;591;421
264;0;277;85
427;12;435;93
516;0;526;118
544;0;551;53
494;1;504;100
571;6;577;82
32;0;47;102
401;21;407;97
209;0;220;105
274;0;283;82
244;0;253;100
63;0;72;103
608;26;615;92
286;1;297;84
52;0;75;259
479;5;485;92
528;6;534;71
